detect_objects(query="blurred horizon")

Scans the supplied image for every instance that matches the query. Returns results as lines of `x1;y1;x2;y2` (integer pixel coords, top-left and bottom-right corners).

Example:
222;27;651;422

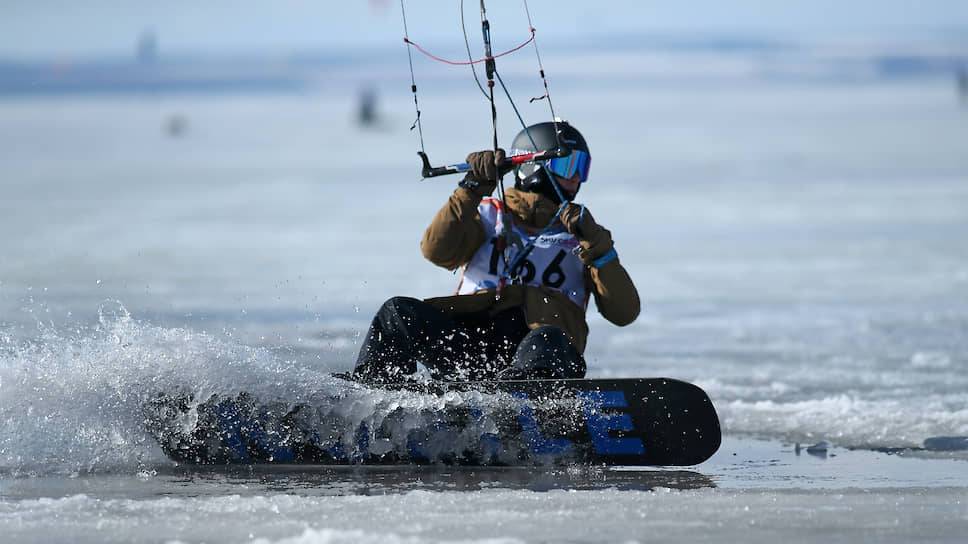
2;0;968;62
2;25;966;97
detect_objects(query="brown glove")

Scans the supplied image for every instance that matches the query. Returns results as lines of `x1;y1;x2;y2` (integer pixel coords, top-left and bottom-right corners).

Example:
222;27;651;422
559;203;615;265
459;149;511;197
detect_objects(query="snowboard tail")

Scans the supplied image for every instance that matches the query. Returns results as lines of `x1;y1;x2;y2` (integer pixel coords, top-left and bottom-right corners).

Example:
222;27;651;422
145;378;721;467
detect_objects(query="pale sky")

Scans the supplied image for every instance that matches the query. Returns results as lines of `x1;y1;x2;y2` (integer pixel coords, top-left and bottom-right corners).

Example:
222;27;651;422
2;0;967;60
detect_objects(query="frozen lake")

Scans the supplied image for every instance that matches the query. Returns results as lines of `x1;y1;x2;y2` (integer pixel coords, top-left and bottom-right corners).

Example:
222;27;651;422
2;36;968;542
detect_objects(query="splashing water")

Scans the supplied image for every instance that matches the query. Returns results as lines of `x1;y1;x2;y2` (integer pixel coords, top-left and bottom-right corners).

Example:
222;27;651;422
1;302;544;475
0;302;347;475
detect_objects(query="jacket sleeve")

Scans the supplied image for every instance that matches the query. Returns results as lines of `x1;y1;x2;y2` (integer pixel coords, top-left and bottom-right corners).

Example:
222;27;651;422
420;187;488;270
588;256;640;327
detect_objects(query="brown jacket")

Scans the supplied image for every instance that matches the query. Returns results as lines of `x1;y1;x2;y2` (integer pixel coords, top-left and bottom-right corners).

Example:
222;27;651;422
420;186;640;354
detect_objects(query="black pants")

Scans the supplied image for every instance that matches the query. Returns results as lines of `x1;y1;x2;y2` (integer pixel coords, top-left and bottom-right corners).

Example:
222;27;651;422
353;296;585;383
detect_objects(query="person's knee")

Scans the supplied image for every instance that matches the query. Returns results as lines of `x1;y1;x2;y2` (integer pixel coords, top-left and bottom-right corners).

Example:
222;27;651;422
375;296;427;324
511;326;585;379
380;296;421;314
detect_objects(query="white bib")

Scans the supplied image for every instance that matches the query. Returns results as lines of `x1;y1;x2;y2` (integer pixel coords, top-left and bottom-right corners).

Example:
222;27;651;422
457;198;588;309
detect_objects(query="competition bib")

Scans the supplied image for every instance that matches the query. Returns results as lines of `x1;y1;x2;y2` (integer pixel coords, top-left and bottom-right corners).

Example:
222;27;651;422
457;198;588;309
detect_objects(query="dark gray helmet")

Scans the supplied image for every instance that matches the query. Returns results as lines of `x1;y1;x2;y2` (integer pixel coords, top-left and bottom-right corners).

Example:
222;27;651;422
510;120;590;202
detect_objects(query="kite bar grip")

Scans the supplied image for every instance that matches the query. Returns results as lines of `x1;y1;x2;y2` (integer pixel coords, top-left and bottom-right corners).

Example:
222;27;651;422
418;148;571;179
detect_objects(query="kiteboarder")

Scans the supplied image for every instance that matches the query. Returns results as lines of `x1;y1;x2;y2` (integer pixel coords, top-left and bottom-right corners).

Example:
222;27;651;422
352;121;640;384
958;65;968;104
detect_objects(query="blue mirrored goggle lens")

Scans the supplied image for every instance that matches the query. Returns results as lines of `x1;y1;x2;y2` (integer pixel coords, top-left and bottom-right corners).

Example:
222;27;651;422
546;150;591;182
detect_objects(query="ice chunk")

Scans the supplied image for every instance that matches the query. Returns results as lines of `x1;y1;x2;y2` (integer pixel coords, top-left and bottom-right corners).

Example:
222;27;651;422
795;440;831;458
923;436;968;451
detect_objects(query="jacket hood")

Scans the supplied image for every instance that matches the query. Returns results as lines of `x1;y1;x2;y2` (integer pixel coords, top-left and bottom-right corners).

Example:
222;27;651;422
504;187;561;231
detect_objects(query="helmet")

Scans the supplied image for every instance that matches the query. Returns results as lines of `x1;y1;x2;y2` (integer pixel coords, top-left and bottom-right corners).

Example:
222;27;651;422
510;120;590;203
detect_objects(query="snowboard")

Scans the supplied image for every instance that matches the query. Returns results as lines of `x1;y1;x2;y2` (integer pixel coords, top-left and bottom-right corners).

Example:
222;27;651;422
144;377;721;467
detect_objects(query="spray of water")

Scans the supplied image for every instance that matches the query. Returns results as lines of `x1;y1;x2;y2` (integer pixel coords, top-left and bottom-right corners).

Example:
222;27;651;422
0;301;349;475
0;302;534;474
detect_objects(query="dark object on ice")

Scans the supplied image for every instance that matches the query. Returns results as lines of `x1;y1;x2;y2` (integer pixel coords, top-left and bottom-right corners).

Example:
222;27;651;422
138;28;159;65
794;440;830;458
806;440;830;458
358;87;378;126
806;440;830;453
144;377;721;467
353;297;584;383
923;436;968;451
958;66;968;103
165;114;187;137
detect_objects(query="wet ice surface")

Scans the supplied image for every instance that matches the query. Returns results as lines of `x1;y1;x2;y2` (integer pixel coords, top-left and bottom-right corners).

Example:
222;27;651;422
3;439;968;544
5;486;966;544
3;37;968;542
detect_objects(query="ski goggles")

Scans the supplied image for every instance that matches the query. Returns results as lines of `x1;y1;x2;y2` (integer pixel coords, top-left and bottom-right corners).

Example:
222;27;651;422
545;149;591;183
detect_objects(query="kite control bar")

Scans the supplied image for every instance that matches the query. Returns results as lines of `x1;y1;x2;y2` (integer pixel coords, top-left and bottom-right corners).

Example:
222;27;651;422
418;147;571;179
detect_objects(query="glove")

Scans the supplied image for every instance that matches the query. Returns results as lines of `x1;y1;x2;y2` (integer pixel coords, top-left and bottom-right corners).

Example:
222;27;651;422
559;203;615;266
458;149;511;196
